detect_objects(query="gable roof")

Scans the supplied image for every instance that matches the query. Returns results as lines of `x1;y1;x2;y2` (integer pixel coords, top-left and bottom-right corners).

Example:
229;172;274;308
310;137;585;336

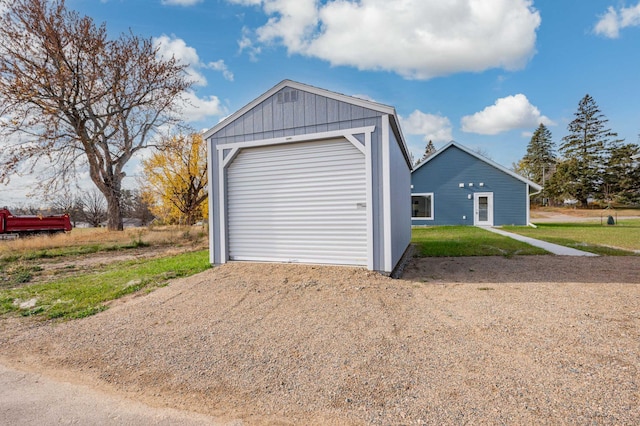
413;141;542;191
202;79;411;165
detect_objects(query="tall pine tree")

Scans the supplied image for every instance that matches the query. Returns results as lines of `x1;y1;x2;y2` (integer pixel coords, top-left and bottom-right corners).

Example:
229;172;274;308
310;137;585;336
559;94;622;206
521;124;556;205
523;123;556;185
415;140;436;166
603;144;640;205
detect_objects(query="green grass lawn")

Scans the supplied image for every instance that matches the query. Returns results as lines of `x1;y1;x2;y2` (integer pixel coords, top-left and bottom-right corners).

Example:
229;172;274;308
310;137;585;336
0;249;210;320
411;226;548;257
504;219;640;255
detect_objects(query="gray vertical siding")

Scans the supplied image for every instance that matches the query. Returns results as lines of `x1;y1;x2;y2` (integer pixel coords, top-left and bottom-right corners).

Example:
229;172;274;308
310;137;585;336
210;87;382;144
411;146;530;226
389;127;412;266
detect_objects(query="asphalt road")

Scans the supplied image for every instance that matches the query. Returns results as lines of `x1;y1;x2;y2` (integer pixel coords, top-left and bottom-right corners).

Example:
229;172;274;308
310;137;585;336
0;362;226;426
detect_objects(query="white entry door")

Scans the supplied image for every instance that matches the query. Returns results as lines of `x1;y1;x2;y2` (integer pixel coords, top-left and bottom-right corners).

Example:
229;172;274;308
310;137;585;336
474;192;494;226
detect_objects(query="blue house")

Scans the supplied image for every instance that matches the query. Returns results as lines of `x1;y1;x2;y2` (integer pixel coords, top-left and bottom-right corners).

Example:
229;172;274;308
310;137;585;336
204;80;412;273
411;142;542;226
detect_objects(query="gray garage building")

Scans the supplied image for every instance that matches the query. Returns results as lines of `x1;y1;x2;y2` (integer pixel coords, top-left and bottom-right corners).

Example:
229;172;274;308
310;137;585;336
204;80;412;273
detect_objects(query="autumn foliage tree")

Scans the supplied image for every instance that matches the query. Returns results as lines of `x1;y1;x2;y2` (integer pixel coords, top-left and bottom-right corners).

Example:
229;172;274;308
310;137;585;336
0;0;191;230
141;133;208;225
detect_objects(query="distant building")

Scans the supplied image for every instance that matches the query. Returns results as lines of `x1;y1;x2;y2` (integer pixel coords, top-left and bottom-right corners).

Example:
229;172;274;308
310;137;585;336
411;141;542;226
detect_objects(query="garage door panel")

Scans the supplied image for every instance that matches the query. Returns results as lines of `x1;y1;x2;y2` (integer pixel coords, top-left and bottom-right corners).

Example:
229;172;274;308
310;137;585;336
227;138;367;265
229;166;365;183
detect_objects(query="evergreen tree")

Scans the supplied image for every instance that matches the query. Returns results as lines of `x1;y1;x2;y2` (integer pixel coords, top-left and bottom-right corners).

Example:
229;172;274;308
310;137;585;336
521;123;556;205
522;123;556;185
559;94;622;206
603;144;640;205
546;158;580;204
416;140;437;166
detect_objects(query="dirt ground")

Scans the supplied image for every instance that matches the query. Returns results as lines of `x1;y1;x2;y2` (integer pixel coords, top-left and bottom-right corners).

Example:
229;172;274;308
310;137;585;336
1;254;639;425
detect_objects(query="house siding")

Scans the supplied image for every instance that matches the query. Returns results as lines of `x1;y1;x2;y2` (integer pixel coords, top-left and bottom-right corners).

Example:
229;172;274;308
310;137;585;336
388;124;412;266
412;145;529;226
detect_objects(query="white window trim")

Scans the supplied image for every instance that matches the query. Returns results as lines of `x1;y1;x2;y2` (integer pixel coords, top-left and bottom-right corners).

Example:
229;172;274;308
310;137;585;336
411;192;434;220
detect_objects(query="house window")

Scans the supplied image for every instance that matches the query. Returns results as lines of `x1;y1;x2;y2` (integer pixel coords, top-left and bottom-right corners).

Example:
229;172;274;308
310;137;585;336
412;193;434;220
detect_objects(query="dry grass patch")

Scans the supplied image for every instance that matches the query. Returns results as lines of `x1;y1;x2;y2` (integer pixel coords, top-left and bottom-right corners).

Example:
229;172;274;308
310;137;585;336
0;226;208;287
0;226;207;261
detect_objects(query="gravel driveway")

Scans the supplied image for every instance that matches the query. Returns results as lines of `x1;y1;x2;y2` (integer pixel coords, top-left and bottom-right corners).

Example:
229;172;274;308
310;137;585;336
1;255;639;425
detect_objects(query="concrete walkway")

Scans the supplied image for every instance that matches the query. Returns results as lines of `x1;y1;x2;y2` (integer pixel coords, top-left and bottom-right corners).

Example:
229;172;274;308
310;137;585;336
482;226;599;256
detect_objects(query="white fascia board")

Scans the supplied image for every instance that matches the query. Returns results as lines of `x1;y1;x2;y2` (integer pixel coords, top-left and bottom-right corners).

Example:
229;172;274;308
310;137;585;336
203;79;395;140
412;141;542;191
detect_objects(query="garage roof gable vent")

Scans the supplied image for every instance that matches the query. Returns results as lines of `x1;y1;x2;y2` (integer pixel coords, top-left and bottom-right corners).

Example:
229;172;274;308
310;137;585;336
277;89;299;104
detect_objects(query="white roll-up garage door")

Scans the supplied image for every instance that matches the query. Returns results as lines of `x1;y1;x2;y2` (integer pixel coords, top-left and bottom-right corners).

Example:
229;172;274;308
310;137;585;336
227;138;367;265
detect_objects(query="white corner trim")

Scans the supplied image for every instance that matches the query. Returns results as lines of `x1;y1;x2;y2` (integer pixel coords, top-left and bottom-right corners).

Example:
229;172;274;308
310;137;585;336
207;138;216;265
217;149;227;262
526;185;531;225
365;131;374;270
382;115;392;272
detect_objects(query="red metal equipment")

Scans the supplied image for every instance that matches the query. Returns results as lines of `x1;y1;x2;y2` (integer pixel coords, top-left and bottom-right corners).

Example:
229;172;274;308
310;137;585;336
0;208;72;237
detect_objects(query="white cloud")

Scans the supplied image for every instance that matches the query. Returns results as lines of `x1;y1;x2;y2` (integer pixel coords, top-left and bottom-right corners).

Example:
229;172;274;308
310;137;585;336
176;91;228;122
238;26;262;61
594;2;640;38
161;0;203;5
400;110;452;143
208;60;235;82
460;94;553;135
153;34;234;84
229;0;540;79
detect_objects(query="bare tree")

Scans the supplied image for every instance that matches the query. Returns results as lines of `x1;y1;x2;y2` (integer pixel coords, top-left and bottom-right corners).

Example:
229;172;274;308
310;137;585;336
0;0;191;230
80;189;107;228
50;191;83;226
11;204;41;215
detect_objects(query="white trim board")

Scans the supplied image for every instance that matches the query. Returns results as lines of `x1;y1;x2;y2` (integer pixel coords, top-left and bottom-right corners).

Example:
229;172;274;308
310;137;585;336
216;126;375;153
217;126;376;268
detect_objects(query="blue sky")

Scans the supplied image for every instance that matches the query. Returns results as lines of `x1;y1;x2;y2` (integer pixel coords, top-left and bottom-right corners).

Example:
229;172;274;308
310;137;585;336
4;0;640;205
